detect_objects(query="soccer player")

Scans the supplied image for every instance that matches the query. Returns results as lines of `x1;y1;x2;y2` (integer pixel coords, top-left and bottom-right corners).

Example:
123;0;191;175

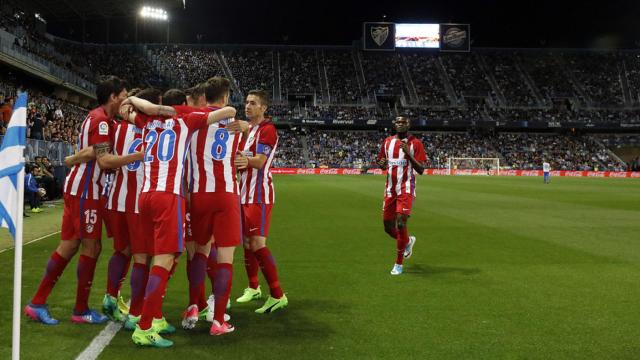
234;90;288;313
543;161;551;184
24;76;141;325
101;88;163;322
181;77;248;334
122;90;238;347
376;116;426;275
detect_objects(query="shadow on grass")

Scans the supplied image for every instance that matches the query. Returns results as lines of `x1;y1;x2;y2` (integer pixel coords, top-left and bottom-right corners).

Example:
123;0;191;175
178;298;343;346
404;263;481;277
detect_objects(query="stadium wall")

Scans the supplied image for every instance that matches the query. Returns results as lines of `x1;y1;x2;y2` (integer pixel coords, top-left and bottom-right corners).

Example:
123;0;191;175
271;168;640;178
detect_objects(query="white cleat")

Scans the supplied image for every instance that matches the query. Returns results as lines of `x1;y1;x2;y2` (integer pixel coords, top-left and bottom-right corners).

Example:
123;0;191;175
205;295;231;323
390;264;403;275
404;235;416;259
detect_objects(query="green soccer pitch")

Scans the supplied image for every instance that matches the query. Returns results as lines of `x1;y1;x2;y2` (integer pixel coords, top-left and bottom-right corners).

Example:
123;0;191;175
1;175;639;359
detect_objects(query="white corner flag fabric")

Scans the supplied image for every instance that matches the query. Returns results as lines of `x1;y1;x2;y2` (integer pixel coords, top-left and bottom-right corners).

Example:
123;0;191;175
0;92;27;238
1;92;27;360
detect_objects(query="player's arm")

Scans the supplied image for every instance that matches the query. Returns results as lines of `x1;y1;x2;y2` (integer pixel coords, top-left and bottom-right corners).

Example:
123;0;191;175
64;146;95;167
123;96;176;118
94;142;144;170
399;142;425;175
376;142;387;169
205;107;237;125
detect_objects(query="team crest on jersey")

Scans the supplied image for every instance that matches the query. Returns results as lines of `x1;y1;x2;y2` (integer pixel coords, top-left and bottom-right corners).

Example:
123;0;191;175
98;121;109;135
86;224;94;234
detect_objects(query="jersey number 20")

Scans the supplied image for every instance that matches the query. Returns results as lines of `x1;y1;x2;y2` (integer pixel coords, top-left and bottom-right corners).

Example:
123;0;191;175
144;129;176;162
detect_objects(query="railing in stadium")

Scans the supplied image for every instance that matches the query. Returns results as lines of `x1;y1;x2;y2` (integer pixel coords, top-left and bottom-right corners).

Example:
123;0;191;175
0;136;74;166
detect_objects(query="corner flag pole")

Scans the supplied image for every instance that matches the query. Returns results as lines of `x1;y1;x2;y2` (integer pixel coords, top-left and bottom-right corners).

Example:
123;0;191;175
12;167;25;360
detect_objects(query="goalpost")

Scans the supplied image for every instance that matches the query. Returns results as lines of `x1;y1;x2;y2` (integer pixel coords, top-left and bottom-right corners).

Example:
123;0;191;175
447;157;500;176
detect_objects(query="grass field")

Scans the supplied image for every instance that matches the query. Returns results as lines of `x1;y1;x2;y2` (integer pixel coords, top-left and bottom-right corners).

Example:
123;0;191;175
1;175;640;359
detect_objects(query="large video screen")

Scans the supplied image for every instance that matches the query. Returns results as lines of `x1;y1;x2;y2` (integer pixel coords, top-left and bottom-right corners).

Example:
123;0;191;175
394;23;440;48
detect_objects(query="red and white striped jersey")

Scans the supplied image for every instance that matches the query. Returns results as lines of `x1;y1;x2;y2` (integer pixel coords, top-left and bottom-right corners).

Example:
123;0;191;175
63;107;113;200
188;106;241;194
377;135;427;198
134;106;210;196
106;120;144;213
239;119;278;204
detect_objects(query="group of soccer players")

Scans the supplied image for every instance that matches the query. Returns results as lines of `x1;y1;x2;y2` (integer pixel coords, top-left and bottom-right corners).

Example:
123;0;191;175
21;73;428;348
23;75;287;347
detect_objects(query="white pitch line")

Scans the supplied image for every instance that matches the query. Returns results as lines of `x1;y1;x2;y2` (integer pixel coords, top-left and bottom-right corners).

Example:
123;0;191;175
75;321;123;360
0;231;61;254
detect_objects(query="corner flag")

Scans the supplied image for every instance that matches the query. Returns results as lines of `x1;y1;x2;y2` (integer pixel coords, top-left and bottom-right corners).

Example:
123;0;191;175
0;92;27;237
0;92;28;360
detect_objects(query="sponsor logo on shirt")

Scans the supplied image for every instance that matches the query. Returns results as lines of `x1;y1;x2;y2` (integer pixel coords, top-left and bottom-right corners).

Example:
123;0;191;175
388;159;408;166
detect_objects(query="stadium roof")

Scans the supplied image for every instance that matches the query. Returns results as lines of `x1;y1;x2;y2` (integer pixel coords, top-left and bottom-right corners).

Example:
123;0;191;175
22;0;183;21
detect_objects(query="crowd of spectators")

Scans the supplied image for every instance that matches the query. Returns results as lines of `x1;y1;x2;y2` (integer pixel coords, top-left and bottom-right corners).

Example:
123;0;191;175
280;49;320;96
224;49;274;95
151;46;224;89
324;50;363;103
402;53;450;106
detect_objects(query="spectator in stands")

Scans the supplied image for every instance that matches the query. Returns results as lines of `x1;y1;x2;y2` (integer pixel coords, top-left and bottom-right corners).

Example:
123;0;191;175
1;97;13;123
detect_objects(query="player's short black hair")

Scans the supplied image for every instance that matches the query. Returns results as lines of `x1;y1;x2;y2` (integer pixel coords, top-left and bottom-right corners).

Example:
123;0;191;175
204;77;231;103
247;89;270;106
127;88;141;97
96;76;128;105
162;89;186;106
136;88;162;104
186;83;206;99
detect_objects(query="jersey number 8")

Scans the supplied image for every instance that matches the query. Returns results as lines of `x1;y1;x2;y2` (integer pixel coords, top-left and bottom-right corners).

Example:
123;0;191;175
211;128;229;161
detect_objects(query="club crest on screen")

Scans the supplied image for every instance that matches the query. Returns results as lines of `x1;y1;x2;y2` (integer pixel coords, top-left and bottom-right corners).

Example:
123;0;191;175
371;26;389;46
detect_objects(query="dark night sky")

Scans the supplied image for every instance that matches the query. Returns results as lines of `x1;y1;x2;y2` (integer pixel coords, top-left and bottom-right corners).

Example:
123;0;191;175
46;0;640;48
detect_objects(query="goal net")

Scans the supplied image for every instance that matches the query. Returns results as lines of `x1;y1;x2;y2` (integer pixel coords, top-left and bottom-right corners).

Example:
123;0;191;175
447;157;500;176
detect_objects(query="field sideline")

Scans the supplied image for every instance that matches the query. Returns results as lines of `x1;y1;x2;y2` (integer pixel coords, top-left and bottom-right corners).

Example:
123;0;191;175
1;175;639;359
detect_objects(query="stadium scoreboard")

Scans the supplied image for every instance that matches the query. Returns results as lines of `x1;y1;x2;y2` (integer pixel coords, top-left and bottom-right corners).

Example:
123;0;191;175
363;22;470;52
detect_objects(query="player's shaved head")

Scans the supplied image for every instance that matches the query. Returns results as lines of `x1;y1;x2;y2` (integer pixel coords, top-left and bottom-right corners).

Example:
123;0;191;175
162;89;187;106
204;77;231;104
394;116;411;133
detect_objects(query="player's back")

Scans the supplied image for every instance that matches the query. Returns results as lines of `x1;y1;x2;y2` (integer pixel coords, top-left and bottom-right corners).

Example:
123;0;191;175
135;108;209;196
64;107;113;200
188;106;241;194
107;120;144;212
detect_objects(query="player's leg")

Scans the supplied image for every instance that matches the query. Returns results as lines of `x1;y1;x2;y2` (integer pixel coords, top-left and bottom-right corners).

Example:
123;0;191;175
237;205;261;303
132;193;183;347
252;233;288;314
25;239;79;325
390;214;410;275
71;237;107;323
210;246;235;335
383;197;398;239
103;211;132;321
124;253;149;330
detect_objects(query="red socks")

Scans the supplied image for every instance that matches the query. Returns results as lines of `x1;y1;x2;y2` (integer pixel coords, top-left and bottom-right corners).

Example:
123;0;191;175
129;262;149;317
188;253;208;309
139;266;169;330
396;226;409;265
106;251;130;297
213;263;232;324
31;251;70;305
74;255;98;314
254;247;283;299
244;248;260;289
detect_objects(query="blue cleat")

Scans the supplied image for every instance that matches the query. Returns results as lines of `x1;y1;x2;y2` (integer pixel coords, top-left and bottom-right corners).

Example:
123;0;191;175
390;264;403;275
71;309;109;324
24;304;59;325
